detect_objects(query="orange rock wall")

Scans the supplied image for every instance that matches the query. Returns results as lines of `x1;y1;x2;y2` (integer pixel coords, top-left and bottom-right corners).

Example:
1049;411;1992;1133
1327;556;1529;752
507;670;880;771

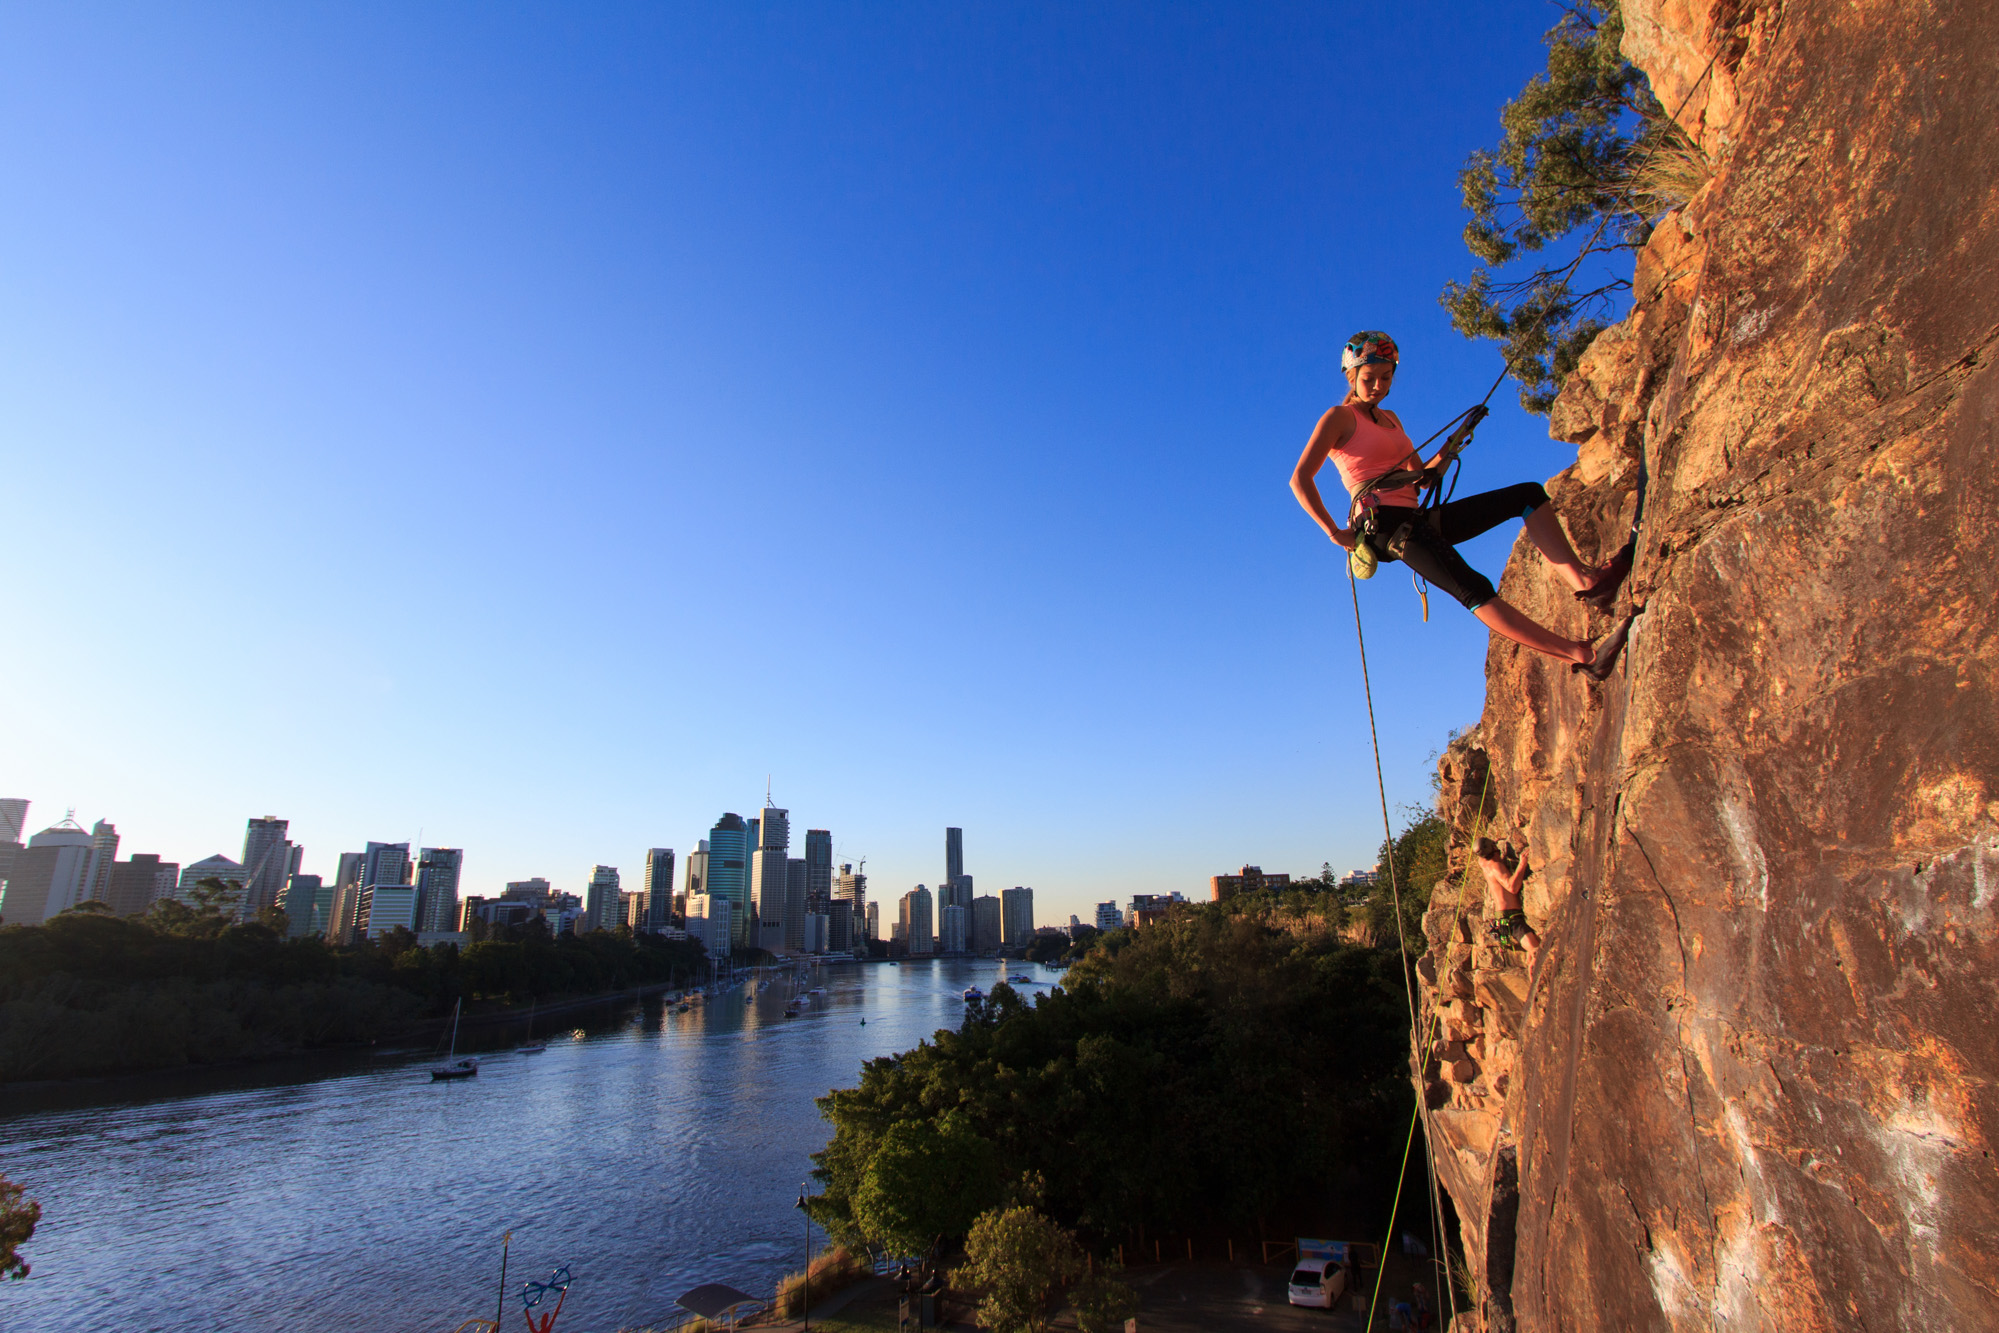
1413;3;1999;1329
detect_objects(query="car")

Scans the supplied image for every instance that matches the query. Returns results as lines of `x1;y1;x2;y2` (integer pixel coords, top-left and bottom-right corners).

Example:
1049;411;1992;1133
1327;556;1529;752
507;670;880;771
1286;1258;1348;1309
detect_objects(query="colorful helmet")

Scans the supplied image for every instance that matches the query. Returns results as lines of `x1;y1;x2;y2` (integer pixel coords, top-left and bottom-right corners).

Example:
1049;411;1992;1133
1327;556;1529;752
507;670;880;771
1341;330;1399;371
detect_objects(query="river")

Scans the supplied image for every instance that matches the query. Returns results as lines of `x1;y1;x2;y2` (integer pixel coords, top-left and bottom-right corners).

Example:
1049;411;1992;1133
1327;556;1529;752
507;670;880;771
0;956;1048;1333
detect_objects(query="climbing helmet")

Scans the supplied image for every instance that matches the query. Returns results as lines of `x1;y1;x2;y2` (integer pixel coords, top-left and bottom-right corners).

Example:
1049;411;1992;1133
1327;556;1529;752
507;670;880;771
1341;330;1399;371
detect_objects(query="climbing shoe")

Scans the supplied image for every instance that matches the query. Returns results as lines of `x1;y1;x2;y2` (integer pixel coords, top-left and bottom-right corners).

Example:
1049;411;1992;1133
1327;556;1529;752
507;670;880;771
1573;612;1636;681
1575;536;1635;610
1489;908;1531;945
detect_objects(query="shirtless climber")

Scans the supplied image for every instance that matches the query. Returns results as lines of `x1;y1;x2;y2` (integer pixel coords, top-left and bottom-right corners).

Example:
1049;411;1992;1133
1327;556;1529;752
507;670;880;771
1475;837;1540;967
1289;330;1634;677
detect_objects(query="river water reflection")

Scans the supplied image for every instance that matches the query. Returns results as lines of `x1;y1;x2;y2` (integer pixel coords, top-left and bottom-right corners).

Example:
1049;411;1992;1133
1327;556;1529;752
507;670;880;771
0;957;1047;1333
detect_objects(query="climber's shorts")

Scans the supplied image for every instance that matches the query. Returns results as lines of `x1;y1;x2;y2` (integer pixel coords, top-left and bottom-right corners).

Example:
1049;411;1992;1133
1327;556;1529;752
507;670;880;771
1366;483;1551;611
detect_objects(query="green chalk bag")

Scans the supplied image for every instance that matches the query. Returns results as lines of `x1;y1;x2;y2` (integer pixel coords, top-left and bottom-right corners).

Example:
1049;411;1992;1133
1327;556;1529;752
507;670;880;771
1348;512;1379;579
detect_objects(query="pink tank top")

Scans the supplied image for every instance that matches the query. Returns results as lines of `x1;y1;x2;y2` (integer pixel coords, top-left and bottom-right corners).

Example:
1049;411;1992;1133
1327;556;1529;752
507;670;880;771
1330;406;1422;510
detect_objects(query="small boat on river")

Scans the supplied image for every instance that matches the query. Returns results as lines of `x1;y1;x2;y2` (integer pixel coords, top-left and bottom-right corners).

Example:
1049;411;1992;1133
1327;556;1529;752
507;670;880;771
517;1001;546;1055
430;1000;479;1081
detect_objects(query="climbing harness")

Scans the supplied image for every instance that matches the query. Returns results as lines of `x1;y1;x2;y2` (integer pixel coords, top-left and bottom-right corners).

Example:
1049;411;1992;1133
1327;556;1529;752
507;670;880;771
1488;907;1532;946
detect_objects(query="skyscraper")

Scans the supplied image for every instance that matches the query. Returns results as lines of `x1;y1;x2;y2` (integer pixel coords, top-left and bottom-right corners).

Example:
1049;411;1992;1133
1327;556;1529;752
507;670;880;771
179;854;249;909
784;857;808;951
3;817;94;925
1095;902;1121;932
706;814;749;948
328;852;367;945
642;848;676;932
942;827;972;913
900;885;934;955
415;848;464;933
83;820;121;906
752;804;790;952
362;842;411;891
685;840;708;903
972;895;1002;952
282;872;324;937
585;865;622;931
0;798;26;908
805;829;833;917
835;861;868;910
940;902;967;954
1001;886;1035;947
107;853;172;917
865;900;880;942
241;817;294;917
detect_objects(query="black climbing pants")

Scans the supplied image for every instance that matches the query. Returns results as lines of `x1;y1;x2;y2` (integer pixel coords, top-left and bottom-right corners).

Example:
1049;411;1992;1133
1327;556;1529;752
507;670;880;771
1365;482;1551;611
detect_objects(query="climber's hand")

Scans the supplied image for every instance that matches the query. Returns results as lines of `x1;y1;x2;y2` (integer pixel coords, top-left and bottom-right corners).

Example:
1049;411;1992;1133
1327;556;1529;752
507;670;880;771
1329;525;1359;551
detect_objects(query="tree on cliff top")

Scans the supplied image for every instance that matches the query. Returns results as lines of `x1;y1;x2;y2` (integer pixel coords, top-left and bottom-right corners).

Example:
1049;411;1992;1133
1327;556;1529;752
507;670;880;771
1441;2;1700;412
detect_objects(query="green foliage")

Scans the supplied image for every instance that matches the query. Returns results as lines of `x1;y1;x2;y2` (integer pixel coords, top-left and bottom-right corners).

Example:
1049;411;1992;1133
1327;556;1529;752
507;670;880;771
1440;2;1675;412
1070;1268;1139;1333
811;908;1412;1249
0;1176;38;1281
1369;811;1450;954
850;1113;1000;1255
954;1206;1084;1333
1023;931;1071;964
0;907;704;1081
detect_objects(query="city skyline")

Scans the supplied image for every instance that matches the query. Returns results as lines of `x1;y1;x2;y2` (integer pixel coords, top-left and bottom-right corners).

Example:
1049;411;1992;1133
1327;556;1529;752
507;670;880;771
0;789;1373;930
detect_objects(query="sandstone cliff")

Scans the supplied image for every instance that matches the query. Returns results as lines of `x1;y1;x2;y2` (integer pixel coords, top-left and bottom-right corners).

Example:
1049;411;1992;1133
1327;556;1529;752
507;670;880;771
1412;2;1999;1329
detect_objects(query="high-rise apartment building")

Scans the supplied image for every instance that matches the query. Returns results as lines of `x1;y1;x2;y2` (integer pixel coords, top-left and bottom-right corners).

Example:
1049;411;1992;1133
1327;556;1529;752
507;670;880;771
828;899;855;954
585;865;622;931
707;814;749;948
83;820;121;906
3;817;94;925
972;895;1002;952
415;848;464;933
241;817;295;917
1001;886;1035;947
805;829;833;915
865;900;880;942
900;885;934;955
751;804;790;951
1095;901;1121;932
642;848;676;932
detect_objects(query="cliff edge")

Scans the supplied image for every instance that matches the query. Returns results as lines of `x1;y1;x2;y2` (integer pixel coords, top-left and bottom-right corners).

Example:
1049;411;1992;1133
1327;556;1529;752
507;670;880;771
1413;2;1999;1329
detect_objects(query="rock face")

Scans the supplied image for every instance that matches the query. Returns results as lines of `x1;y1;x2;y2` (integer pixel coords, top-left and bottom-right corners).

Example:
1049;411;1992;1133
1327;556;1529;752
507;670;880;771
1412;3;1999;1329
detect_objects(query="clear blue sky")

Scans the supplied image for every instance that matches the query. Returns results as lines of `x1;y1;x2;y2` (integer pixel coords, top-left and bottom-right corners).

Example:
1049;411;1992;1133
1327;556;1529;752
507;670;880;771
1;2;1589;925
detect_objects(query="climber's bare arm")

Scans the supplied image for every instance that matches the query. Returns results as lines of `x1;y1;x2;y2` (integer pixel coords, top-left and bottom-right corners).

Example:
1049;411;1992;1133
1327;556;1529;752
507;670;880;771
1291;406;1358;549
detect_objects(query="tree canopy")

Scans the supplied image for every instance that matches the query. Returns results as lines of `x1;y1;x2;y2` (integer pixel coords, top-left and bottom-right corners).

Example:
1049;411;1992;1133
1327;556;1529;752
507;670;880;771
809;903;1414;1251
1440;2;1687;412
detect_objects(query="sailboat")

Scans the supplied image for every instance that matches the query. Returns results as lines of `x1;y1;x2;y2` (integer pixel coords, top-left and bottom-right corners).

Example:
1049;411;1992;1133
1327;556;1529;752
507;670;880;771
516;1000;546;1055
430;999;479;1080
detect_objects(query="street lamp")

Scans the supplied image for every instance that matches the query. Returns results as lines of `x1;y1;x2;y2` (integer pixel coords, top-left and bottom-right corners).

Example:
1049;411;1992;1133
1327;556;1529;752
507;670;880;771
796;1184;811;1330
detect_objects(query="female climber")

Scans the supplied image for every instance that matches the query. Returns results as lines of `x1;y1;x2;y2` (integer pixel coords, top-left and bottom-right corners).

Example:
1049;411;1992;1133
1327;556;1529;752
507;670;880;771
1289;330;1632;677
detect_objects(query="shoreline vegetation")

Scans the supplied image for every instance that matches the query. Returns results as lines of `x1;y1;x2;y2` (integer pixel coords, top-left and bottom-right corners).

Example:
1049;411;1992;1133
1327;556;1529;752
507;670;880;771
0;895;707;1084
806;811;1448;1288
